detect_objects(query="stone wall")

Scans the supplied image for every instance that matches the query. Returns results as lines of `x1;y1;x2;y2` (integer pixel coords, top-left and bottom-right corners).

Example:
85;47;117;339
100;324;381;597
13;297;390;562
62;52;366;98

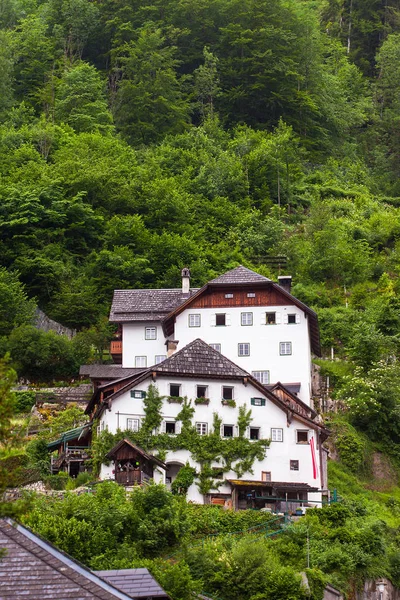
34;308;76;339
356;579;400;600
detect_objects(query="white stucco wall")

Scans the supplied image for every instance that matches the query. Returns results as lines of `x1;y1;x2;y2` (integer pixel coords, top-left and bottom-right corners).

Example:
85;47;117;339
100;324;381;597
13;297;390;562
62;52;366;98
122;322;166;368
99;375;322;504
174;304;312;404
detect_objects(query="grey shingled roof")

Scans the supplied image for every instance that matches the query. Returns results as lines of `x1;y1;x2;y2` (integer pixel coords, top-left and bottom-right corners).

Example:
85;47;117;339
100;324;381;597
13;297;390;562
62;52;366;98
0;519;139;600
80;365;143;379
154;338;248;378
95;569;169;599
110;289;199;323
209;265;271;285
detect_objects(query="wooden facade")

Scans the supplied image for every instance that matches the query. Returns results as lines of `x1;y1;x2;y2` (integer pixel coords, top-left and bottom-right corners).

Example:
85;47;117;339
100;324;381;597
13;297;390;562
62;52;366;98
189;286;292;310
106;439;166;487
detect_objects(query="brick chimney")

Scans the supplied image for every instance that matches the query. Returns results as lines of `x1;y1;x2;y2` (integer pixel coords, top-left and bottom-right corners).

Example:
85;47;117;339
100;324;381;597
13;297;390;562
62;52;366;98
278;275;292;294
181;267;191;294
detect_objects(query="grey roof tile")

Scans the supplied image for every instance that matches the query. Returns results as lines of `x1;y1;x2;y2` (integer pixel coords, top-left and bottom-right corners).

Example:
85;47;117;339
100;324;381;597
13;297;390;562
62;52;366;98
110;289;199;322
95;570;169;598
0;520;138;600
209;265;271;285
80;365;144;379
154;339;248;378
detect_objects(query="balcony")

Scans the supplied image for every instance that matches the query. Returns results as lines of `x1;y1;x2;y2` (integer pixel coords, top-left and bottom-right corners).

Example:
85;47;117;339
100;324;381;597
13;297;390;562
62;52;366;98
115;470;150;486
110;340;122;364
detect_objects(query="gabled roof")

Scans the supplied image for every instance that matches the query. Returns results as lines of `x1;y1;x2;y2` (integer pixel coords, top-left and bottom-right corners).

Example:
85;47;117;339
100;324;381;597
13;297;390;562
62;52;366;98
110;289;199;323
154;338;248;378
95;569;169;599
0;519;144;600
47;424;91;451
80;365;144;380
105;439;166;469
209;265;271;285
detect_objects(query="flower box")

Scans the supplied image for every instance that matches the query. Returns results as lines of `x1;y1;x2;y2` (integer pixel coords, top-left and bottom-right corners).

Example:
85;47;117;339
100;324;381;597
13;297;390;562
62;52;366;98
195;397;210;405
167;396;184;404
221;399;236;408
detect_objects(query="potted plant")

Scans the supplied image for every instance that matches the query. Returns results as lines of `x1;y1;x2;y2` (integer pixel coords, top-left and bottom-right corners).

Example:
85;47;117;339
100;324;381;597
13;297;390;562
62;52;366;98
195;397;210;405
221;399;236;408
167;396;184;404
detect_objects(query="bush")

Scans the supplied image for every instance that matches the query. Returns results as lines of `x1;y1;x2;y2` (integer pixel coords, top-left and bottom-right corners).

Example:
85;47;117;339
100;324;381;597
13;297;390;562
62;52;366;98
14;391;36;413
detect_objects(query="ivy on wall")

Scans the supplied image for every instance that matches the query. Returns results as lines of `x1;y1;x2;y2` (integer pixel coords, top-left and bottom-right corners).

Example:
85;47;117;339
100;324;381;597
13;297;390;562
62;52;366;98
92;384;270;495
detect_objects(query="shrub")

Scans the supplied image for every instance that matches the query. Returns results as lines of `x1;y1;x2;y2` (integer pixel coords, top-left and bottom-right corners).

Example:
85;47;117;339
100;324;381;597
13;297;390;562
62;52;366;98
14;391;36;413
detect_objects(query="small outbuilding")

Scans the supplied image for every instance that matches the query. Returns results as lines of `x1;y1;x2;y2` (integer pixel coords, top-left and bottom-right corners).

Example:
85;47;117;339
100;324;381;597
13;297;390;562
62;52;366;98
105;439;166;486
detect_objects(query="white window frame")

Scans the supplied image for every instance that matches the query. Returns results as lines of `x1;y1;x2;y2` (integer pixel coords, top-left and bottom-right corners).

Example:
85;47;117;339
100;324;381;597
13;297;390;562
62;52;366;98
188;314;201;327
222;386;234;400
225;293;233;299
238;343;250;356
247;292;256;298
196;422;208;436
287;313;297;324
249;427;260;440
222;424;235;438
241;312;253;326
135;356;147;368
252;370;270;384
296;430;309;444
280;341;292;355
169;383;181;397
126;418;140;432
196;385;208;398
290;460;299;471
271;428;283;442
210;343;221;352
145;327;157;340
165;421;177;435
154;355;166;364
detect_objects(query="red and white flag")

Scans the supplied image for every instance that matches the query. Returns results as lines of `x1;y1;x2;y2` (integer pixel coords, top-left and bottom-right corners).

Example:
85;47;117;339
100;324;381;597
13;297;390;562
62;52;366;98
310;436;319;480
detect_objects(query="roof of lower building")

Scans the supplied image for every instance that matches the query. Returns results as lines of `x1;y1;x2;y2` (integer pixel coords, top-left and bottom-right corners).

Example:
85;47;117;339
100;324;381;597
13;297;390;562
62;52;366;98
153;338;248;378
47;424;91;451
227;480;319;491
105;439;166;469
0;519;147;600
95;569;169;599
80;365;144;379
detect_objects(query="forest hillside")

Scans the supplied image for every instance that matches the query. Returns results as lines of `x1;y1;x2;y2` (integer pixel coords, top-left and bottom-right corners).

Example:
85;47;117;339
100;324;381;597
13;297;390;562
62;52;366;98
3;1;400;598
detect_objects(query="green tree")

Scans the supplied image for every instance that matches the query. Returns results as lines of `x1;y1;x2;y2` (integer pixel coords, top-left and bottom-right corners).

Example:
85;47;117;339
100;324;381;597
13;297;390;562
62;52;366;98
0;268;36;337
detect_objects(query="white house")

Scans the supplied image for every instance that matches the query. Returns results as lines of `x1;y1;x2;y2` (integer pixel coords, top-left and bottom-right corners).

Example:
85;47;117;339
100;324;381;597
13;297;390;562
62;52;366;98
86;339;328;511
106;266;320;407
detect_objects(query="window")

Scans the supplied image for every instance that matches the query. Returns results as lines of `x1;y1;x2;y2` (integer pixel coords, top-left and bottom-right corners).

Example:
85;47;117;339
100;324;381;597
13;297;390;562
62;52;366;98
210;343;221;352
271;428;283;442
288;314;296;324
247;292;256;298
169;384;181;397
250;427;260;440
196;385;208;399
252;371;270;384
216;313;226;326
127;418;140;432
238;343;250;356
225;293;233;299
251;397;266;406
189;314;201;327
280;342;292;355
154;355;166;364
131;390;146;399
196;422;208;435
266;312;276;324
135;356;147;368
261;471;272;482
222;386;234;400
145;327;156;340
165;421;176;434
290;460;299;471
296;430;309;444
223;425;234;437
241;312;253;326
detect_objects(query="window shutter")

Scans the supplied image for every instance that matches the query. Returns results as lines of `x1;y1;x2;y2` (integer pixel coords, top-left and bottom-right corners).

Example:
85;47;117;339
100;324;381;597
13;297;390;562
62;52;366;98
220;424;224;437
276;313;281;324
162;421;166;433
226;314;231;326
260;313;266;325
210;314;216;327
246;426;250;439
283;313;288;324
234;425;239;437
175;421;181;435
296;314;301;324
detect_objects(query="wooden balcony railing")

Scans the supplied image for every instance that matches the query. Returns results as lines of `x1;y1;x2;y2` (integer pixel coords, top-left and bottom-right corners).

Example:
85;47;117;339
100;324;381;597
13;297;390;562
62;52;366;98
110;340;122;354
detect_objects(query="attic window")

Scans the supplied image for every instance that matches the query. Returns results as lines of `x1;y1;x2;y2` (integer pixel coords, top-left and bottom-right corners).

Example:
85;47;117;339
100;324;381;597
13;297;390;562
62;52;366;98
247;293;256;298
225;293;234;299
